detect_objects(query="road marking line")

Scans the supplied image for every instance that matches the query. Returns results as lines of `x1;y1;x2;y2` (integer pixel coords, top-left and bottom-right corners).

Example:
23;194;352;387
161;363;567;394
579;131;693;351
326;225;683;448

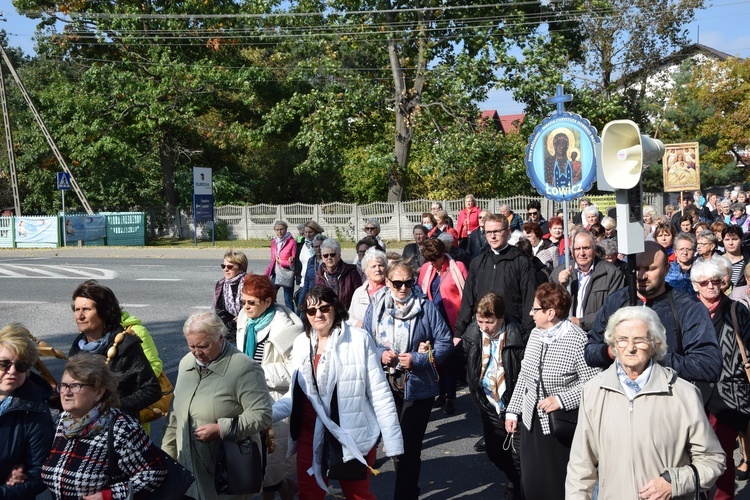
2;264;61;277
0;300;48;304
39;266;118;279
136;278;182;281
0;268;26;277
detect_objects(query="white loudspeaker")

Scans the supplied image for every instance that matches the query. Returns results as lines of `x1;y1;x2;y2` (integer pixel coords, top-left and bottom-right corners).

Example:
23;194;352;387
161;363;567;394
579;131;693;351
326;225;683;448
600;120;665;190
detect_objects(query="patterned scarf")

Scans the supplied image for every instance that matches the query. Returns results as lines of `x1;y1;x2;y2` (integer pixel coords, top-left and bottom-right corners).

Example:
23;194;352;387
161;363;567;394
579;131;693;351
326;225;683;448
222;272;247;317
537;318;570;345
374;291;422;354
244;307;275;358
60;404;112;439
479;326;506;409
323;263;342;294
308;326;342;397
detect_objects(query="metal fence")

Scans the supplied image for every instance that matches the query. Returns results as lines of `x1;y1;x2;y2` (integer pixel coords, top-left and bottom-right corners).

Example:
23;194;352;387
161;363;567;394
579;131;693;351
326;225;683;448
156;193;663;242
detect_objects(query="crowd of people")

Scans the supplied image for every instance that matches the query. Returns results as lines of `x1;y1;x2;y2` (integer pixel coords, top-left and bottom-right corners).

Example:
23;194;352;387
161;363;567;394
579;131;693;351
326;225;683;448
2;190;750;499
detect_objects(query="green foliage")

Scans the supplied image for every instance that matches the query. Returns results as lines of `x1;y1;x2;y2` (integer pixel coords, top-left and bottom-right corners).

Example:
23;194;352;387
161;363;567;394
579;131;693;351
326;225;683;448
209;219;230;241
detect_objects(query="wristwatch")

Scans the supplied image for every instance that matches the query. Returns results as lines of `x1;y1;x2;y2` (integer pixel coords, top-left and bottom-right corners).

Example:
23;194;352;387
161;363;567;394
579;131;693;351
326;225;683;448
661;471;672;483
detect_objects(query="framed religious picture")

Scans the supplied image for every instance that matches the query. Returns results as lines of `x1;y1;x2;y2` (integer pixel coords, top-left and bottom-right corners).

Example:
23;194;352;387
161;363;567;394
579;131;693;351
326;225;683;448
663;142;700;192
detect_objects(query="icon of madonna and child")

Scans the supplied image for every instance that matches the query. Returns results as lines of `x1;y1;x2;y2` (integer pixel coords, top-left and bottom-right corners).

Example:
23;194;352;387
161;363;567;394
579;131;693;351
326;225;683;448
543;128;583;188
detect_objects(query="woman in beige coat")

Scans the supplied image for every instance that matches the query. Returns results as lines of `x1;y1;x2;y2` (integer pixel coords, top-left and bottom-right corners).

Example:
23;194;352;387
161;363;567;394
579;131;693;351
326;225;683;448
162;312;273;499
236;274;304;499
566;306;725;500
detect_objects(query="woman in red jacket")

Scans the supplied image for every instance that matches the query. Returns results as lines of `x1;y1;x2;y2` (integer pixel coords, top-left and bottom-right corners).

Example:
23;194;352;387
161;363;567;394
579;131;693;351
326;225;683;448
418;238;468;414
266;220;297;310
456;194;481;249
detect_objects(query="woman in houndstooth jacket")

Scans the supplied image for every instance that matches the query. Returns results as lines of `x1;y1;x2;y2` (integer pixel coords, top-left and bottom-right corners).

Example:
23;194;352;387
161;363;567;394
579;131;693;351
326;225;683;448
505;282;600;500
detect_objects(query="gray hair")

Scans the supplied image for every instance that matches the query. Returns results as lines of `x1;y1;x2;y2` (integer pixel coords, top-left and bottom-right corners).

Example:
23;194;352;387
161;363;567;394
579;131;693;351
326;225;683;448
465;194;477;203
690;258;726;283
731;202;746;213
499;203;510;212
366;218;381;231
273;220;288;231
720;199;732;207
600;216;616;231
696;230;717;245
710;254;732;281
312;233;327;244
643;205;657;218
432;201;443;210
598;238;618;257
437;232;454;246
583;205;599;217
361;248;387;271
320;238;341;255
604;306;667;361
674;232;696;249
184;311;227;341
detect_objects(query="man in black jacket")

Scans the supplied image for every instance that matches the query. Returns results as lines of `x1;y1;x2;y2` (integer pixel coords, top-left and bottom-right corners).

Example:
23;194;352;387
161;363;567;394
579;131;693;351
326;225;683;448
455;214;537;338
467;210;489;261
585;241;721;383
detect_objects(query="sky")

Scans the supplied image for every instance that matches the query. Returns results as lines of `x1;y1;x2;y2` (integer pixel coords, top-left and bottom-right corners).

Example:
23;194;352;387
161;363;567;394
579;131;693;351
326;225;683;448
2;0;750;115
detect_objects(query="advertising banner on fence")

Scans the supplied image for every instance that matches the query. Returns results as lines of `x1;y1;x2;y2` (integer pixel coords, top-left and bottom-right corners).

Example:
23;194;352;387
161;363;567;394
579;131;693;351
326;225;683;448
15;217;57;244
64;215;107;241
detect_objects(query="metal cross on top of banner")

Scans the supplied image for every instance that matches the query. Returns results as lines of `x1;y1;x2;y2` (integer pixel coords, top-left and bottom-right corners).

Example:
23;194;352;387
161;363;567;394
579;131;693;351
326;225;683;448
547;85;573;116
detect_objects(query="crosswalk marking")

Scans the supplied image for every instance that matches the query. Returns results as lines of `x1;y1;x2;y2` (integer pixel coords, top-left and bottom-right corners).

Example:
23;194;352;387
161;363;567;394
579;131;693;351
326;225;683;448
0;264;117;279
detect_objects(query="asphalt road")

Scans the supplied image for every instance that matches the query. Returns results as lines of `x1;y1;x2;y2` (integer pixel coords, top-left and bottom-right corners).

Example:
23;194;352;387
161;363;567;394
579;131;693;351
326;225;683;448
1;247;748;499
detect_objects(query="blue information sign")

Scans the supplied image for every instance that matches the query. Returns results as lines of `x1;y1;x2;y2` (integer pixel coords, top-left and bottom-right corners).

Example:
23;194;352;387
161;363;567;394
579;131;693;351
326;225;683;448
193;195;214;223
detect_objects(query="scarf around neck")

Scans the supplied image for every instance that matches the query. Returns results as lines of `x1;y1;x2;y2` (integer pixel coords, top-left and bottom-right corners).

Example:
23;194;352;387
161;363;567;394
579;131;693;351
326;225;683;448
245;306;275;357
537;318;570;345
78;330;116;354
479;324;506;410
372;291;422;354
222;272;247;317
61;404;112;439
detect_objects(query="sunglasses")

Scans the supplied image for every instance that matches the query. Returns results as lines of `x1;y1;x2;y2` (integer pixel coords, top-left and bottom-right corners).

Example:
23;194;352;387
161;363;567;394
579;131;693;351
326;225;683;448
322;253;337;259
305;304;333;316
220;264;235;270
696;279;722;288
0;359;32;373
389;279;415;290
364;226;377;231
527;212;539;216
240;299;262;306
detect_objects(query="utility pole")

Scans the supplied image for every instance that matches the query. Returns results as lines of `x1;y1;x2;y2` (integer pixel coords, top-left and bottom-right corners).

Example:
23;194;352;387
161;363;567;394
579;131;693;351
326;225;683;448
0;54;20;215
0;20;94;215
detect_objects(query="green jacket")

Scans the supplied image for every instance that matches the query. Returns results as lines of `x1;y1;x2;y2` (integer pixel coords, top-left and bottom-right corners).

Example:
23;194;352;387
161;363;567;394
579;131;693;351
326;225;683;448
121;311;162;377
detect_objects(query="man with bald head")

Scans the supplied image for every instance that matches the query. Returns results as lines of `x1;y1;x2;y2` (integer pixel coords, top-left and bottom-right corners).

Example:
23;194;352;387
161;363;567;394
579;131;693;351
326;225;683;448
585;241;721;383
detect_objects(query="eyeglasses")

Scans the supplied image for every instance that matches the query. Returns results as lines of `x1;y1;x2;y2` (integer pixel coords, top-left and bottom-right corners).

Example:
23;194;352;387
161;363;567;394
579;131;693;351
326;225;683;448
485;229;507;236
531;307;545;312
675;248;695;253
696;242;712;247
220;263;235;270
389;279;415;290
0;359;31;373
615;337;652;349
322;253;338;259
56;382;95;394
305;304;333;316
240;299;261;306
695;279;722;288
364;226;377;231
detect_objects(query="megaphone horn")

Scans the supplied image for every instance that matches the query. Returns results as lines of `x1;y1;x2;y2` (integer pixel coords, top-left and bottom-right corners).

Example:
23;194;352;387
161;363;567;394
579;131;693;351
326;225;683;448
600;119;665;190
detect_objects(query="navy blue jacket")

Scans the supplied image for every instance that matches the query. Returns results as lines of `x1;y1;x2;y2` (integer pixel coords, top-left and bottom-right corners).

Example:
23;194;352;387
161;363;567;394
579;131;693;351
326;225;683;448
363;291;453;401
0;371;54;499
585;286;721;383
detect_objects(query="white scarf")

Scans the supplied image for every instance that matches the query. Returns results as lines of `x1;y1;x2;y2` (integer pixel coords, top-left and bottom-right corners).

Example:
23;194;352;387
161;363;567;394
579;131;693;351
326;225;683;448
537;318;570;345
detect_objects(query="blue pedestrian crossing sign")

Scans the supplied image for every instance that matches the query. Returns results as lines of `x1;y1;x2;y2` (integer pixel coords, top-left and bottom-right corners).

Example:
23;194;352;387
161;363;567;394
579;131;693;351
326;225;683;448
57;172;71;191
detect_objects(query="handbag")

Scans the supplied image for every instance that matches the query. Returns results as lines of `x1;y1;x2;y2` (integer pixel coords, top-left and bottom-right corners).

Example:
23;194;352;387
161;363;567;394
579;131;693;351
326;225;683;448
730;302;750;385
688;463;710;500
107;416;195;500
140;371;174;423
322;386;369;481
274;261;295;288
215;417;267;495
538;344;578;441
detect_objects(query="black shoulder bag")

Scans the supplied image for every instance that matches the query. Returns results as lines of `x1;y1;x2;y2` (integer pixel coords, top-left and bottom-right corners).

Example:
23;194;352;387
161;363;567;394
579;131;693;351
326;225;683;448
214;416;267;495
539;344;578;441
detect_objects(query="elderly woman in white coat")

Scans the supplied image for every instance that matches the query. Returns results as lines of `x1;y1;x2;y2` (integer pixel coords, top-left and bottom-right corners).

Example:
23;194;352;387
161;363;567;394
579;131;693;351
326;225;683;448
348;248;388;328
272;286;403;500
236;274;304;500
566;306;725;500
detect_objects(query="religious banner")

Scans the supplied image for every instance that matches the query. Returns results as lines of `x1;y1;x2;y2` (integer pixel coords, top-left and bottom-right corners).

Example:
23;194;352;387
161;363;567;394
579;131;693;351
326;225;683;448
663;142;700;192
525;85;599;202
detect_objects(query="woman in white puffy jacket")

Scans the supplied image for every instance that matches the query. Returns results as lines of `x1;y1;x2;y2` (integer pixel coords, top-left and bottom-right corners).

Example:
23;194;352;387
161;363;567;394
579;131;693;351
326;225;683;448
272;285;404;499
236;274;304;500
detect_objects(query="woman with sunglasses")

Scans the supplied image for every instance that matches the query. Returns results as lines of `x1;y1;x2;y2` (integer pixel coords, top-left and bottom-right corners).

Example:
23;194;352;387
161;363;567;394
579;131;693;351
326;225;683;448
213;249;249;341
363;262;453;499
43;352;166;498
0;323;54;499
314;238;362;310
690;259;750;500
273;286;403;499
236;274;304;500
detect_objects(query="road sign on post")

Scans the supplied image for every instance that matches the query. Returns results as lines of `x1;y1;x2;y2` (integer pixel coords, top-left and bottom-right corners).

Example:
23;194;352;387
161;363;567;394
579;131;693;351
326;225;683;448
57;172;71;191
193;167;214;246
